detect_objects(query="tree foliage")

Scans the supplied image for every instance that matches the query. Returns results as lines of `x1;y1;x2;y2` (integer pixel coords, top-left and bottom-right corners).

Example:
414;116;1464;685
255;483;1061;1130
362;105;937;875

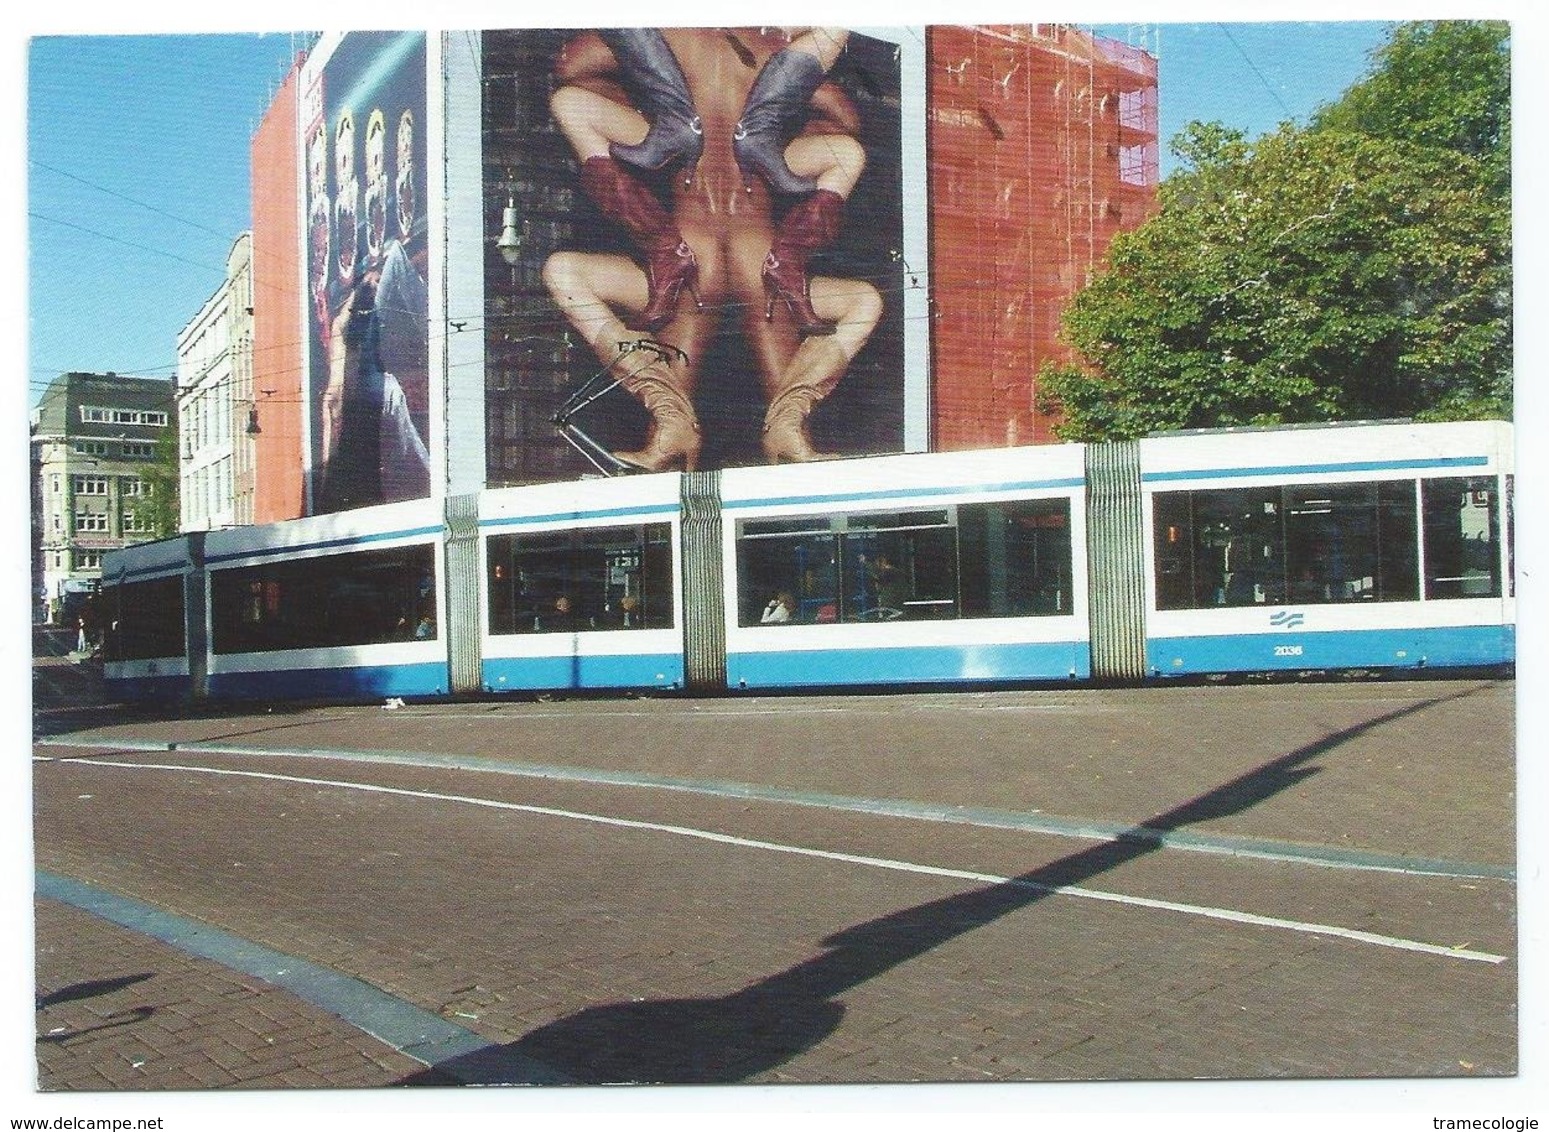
141;424;181;539
1041;21;1511;441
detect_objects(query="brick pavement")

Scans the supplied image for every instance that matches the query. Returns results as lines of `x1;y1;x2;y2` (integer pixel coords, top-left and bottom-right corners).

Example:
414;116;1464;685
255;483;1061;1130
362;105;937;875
29;677;1520;1092
34;900;431;1091
37;679;1516;866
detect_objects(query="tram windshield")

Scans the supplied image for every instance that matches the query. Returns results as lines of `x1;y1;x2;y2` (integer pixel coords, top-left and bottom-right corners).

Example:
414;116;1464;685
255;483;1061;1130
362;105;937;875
101;575;186;661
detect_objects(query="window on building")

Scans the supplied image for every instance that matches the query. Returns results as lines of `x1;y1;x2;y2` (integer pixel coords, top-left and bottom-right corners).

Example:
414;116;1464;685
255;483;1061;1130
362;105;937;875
73;476;109;496
79;406;167;428
122;479;146;497
123;510;152;534
74;441;109;457
121;442;154;459
74;512;109;533
76;551;102;570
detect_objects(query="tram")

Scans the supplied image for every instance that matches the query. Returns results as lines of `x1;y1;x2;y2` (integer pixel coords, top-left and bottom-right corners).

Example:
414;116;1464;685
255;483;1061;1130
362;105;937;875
99;419;1514;703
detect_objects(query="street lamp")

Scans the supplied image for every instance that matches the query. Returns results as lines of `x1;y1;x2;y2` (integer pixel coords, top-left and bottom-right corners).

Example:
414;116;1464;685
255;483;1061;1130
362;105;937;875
496;194;522;266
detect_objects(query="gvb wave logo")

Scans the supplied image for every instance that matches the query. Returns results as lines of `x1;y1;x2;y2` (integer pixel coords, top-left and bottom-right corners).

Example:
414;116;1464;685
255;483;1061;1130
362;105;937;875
1269;610;1306;629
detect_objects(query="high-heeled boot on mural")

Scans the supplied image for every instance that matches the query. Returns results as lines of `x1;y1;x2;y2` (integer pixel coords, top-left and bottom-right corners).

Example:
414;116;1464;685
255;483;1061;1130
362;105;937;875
733;47;825;197
614;369;702;472
761;376;840;464
597;28;704;186
579;156;703;334
762;189;844;337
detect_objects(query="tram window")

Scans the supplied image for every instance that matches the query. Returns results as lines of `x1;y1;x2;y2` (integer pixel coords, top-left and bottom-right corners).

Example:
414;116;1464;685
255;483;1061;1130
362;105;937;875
1282;481;1417;604
211;544;437;653
1506;476;1515;599
1152;494;1195;611
1197;488;1282;607
846;510;950;532
740;517;834;538
101;576;186;661
736;529;839;626
1153;488;1282;609
1153;481;1420;610
737;502;1072;626
958;499;1072;618
838;524;956;622
487;523;672;634
1423;477;1501;599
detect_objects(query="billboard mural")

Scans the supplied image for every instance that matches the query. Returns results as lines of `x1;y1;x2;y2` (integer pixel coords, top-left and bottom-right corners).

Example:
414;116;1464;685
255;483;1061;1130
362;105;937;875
482;27;906;483
302;31;431;514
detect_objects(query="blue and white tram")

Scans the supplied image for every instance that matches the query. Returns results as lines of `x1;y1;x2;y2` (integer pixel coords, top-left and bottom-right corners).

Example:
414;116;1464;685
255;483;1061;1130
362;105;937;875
1138;420;1514;676
99;419;1514;706
199;497;450;700
719;445;1090;688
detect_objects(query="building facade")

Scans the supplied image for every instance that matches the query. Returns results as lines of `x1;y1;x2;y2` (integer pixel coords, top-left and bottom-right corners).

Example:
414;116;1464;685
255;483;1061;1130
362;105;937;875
927;25;1159;448
177;232;256;532
30;372;177;624
248;25;1158;522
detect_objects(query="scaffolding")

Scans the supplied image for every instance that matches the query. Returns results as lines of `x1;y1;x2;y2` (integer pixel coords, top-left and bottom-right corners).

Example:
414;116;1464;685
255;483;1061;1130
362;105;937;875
927;24;1158;448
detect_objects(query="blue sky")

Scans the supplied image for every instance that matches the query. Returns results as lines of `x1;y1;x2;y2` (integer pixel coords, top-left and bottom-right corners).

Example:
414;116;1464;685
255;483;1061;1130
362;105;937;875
12;14;1502;410
1137;21;1395;176
26;33;307;404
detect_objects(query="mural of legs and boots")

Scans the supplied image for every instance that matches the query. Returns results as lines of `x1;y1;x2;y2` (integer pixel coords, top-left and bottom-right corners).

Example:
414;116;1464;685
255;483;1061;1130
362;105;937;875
542;27;883;470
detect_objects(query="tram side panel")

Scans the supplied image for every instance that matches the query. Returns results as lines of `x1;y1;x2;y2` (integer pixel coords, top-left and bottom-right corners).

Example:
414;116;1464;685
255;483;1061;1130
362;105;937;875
719;448;1092;690
200;498;451;701
477;474;687;693
1139;420;1515;677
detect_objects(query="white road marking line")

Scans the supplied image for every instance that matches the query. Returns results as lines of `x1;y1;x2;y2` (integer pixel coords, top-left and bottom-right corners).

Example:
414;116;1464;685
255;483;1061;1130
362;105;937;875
37;738;1512;881
43;755;1508;965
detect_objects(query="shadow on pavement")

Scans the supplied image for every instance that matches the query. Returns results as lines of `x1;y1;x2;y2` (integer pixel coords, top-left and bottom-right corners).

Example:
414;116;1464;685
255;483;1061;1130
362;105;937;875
37;973;154;1009
401;683;1489;1086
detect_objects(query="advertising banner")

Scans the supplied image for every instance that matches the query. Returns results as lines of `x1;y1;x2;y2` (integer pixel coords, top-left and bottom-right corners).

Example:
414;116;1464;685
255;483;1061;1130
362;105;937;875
302;31;430;513
482;27;906;483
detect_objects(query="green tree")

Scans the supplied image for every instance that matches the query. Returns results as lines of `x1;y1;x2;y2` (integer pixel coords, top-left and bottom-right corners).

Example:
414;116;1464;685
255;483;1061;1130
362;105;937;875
1312;21;1509;189
140;424;181;539
1041;20;1511;440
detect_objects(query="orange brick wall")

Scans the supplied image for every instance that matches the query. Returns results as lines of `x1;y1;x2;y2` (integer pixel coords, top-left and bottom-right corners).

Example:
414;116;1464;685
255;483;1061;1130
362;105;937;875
251;58;307;523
